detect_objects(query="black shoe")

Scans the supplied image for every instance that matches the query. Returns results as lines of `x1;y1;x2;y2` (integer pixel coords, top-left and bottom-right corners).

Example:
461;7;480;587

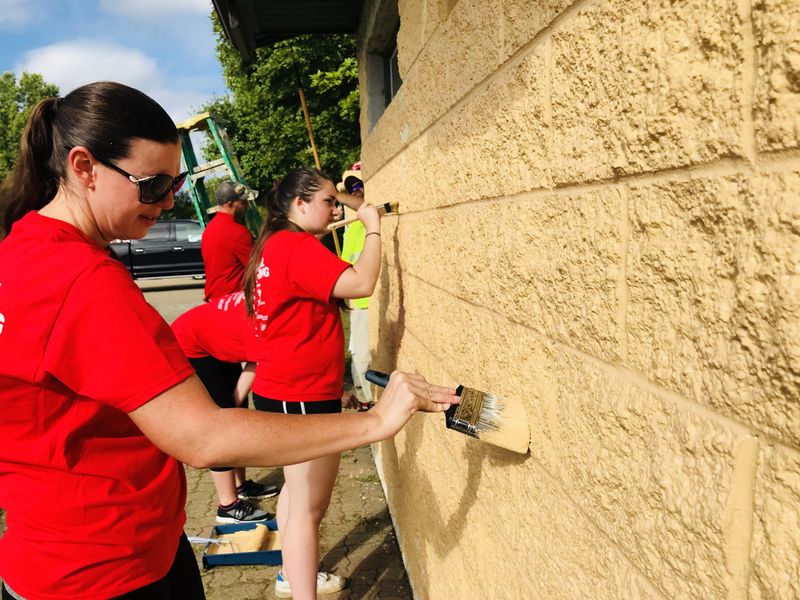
216;499;274;524
237;479;279;499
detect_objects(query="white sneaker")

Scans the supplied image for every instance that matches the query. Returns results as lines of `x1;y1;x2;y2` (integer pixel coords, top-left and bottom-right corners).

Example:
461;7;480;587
274;570;347;598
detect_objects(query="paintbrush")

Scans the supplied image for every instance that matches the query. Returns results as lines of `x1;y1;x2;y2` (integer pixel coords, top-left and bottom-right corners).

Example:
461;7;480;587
365;370;530;454
327;201;398;231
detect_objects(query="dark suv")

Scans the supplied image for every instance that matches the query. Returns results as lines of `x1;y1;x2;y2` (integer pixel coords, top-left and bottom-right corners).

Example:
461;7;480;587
110;220;205;279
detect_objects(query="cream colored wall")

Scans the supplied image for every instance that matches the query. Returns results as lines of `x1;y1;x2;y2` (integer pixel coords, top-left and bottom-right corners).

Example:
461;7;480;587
358;0;799;598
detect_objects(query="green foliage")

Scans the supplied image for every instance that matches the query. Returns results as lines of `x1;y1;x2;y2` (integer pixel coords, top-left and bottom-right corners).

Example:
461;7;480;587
0;72;59;181
203;14;361;192
161;190;201;221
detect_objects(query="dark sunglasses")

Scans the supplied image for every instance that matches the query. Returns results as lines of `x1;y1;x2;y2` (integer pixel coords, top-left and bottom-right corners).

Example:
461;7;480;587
348;182;364;193
93;154;188;204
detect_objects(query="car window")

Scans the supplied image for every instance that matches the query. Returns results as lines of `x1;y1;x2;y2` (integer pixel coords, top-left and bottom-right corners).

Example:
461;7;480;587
175;222;203;243
144;222;171;241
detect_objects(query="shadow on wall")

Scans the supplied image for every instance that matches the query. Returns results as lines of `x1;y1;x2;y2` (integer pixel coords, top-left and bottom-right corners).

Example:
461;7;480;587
373;223;527;573
373;231;406;372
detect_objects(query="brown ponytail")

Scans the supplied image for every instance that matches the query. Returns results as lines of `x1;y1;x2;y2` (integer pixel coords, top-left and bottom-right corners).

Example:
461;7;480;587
0;97;60;236
0;81;178;238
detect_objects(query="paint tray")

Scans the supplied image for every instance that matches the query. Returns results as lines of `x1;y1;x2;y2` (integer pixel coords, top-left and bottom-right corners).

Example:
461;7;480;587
201;520;282;568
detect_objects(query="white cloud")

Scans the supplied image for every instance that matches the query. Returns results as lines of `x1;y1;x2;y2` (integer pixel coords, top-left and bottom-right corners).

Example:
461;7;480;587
18;41;160;93
98;0;212;18
0;0;43;30
16;40;214;122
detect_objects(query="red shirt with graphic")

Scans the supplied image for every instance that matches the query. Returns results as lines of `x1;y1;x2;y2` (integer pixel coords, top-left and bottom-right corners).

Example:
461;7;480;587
201;212;254;301
252;230;350;401
0;212;193;599
171;291;257;362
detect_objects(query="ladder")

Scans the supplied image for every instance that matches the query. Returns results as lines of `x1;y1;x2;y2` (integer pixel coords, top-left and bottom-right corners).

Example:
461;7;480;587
175;112;262;235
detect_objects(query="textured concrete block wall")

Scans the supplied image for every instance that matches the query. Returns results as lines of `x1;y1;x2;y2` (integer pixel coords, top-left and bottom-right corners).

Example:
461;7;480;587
358;0;800;598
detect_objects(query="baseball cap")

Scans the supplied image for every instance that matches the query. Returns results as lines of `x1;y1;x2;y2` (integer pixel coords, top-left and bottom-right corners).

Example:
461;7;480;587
215;181;243;205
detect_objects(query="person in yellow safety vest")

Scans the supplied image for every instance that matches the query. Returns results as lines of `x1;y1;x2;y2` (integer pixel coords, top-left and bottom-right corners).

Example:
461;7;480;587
339;166;372;410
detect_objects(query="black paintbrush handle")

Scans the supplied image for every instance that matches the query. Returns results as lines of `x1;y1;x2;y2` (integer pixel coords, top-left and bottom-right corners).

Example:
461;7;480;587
365;369;391;388
365;370;476;438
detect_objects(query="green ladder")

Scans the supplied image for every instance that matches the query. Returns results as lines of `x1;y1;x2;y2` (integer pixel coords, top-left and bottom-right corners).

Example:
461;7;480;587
176;112;262;235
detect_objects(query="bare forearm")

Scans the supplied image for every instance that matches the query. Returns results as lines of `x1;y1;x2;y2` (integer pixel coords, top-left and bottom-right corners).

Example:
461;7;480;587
130;372;457;469
199;408;380;467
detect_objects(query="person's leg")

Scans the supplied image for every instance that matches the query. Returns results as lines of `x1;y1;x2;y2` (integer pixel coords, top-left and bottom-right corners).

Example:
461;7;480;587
189;357;245;507
210;468;238;506
280;453;341;600
349;308;372;404
233;467;246;488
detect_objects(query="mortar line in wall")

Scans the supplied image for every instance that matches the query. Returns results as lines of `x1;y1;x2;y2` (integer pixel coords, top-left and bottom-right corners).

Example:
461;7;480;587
383;152;798;220
393;270;799;451
616;188;630;362
396;324;672;600
365;0;593;177
754;147;800;169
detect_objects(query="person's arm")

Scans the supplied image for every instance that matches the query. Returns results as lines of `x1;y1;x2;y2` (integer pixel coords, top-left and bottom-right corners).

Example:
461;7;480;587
128;370;457;468
233;362;256;407
336;190;365;212
331;203;381;299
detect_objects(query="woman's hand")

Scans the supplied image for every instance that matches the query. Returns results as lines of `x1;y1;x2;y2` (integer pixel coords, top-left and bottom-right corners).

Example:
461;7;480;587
367;371;459;440
336;190;365;211
357;202;381;234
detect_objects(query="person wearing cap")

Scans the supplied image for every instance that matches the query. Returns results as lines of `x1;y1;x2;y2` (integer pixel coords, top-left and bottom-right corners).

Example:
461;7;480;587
201;181;254;302
340;170;373;410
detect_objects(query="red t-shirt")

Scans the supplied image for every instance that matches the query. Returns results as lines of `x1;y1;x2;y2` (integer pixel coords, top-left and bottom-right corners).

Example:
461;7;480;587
201;212;254;301
252;230;350;401
0;212;194;599
171;291;257;362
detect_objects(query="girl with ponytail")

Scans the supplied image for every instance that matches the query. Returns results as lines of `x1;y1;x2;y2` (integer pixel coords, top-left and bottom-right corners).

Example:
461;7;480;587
0;84;457;600
243;167;386;599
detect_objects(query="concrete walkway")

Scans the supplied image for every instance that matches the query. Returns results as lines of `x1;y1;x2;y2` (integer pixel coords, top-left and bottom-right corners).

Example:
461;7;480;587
187;446;412;599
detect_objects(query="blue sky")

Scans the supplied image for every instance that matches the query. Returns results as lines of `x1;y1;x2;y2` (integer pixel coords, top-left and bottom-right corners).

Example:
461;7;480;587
0;0;228;122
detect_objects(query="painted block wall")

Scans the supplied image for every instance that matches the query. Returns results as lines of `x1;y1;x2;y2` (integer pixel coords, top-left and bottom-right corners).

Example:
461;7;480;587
358;0;799;598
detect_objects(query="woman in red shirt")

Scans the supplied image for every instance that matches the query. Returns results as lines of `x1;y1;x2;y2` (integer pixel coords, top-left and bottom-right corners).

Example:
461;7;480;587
243;168;383;599
171;291;278;525
0;82;457;600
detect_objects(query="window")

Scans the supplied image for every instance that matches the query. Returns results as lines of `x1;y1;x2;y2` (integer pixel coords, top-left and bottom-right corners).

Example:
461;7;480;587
144;222;171;241
175;221;203;243
383;39;402;106
364;1;401;131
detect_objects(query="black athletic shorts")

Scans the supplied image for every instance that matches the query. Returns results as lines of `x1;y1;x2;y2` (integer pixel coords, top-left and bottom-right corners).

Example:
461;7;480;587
189;356;245;410
253;394;341;415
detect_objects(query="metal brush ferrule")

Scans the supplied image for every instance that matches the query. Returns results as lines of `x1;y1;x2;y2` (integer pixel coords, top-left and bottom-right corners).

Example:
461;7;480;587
445;386;483;439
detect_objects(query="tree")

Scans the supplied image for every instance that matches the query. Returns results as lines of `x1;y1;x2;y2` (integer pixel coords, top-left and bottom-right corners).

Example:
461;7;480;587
0;72;59;181
203;14;360;192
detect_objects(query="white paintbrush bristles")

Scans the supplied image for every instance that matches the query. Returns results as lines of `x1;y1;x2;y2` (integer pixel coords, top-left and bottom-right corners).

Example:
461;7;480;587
473;393;530;454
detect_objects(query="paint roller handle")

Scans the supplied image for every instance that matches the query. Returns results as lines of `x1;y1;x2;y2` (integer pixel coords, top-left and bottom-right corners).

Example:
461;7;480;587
328;214;359;231
365;369;391;388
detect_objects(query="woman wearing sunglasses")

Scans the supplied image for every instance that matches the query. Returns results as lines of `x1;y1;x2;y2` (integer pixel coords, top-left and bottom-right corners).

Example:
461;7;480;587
0;81;457;600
